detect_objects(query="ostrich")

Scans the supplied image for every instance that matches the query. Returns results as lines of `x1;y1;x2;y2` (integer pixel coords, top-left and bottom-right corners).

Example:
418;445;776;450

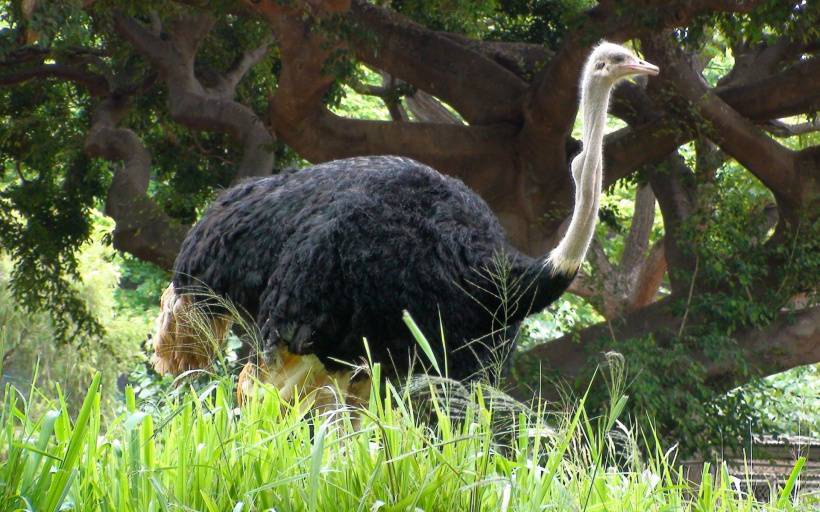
152;42;659;404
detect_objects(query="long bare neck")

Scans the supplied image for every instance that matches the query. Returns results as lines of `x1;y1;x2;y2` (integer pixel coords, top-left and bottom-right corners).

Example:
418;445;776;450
545;78;611;275
492;79;613;321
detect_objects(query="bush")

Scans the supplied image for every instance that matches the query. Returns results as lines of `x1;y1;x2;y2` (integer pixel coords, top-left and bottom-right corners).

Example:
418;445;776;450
0;216;154;414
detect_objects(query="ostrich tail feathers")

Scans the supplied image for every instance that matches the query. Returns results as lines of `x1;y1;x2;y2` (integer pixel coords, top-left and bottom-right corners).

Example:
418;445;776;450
236;347;370;412
151;282;231;375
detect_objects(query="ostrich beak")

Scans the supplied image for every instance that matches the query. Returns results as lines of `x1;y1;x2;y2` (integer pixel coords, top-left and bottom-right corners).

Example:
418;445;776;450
624;59;660;76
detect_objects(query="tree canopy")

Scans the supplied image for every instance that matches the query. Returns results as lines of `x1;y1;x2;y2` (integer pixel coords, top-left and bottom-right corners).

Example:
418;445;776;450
0;0;818;451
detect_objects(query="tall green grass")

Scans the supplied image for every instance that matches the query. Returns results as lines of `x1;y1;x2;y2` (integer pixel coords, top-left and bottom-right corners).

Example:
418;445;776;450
0;364;813;511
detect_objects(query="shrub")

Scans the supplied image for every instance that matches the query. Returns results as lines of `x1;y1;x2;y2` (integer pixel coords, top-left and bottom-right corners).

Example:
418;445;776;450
0;216;153;414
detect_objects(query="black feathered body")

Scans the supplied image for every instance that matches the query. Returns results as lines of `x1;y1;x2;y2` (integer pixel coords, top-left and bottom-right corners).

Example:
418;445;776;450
173;156;573;380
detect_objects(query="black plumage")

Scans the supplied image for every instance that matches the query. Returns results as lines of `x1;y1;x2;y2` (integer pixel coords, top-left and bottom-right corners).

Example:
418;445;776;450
172;156;574;381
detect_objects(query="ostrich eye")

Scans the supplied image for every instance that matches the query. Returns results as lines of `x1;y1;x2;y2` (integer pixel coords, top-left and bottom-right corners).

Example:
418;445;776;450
611;55;626;64
595;61;605;70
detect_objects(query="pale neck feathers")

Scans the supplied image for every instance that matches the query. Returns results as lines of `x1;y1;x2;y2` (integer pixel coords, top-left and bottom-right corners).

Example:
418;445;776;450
545;70;613;275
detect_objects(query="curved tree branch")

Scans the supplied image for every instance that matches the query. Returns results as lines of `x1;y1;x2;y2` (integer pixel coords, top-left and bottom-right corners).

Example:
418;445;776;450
765;118;820;137
715;56;820;122
648;151;698;295
719;35;806;87
568;183;663;318
628;240;666;310
0;63;109;96
438;34;553;81
604;54;820;186
216;34;274;97
526;0;765;143
277;109;517;187
704;305;820;388
644;36;800;210
84;97;188;268
113;12;275;180
263;4;517;197
620;184;657;276
247;0;528;124
405;89;463;124
512;299;820;401
346;0;527;124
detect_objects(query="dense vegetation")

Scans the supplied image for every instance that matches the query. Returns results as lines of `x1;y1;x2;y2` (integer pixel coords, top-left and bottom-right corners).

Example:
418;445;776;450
1;364;815;511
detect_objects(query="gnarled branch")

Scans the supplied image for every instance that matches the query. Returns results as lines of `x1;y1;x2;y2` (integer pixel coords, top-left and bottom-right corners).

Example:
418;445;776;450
512;299;820;401
568;184;664;318
527;0;765;144
114;12;275;180
84;97;187;268
264;5;517;196
0;63;109;96
216;34;274;98
647;152;698;295
644;36;800;210
765;118;820;137
347;0;527;125
604;54;820;187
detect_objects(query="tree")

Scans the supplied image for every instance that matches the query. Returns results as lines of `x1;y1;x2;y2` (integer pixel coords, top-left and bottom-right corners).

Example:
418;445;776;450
1;0;817;449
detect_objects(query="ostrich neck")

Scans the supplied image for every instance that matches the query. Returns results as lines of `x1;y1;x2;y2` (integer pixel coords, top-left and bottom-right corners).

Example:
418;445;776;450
546;80;611;275
500;80;613;319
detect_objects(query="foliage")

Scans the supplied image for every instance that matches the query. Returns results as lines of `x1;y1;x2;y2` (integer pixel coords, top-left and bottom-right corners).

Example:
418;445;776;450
0;215;153;413
0;3;292;334
113;254;168;313
392;0;586;48
521;293;602;347
0;90;107;341
579;160;819;454
329;66;392;121
0;369;814;511
392;0;499;37
685;0;820;49
741;364;820;438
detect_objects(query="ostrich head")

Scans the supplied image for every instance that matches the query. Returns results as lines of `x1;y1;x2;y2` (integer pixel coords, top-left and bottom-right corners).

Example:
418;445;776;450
583;42;659;85
546;42;659;276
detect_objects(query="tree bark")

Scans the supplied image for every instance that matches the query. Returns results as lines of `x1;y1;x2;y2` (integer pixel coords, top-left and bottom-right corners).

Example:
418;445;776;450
113;12;276;181
84;97;188;268
511;301;820;401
